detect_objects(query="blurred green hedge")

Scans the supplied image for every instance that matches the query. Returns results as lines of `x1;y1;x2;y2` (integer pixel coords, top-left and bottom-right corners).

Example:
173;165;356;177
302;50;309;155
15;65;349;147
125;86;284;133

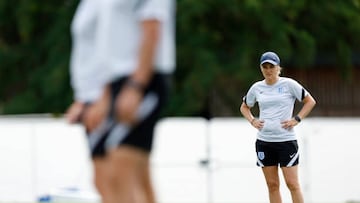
1;0;360;116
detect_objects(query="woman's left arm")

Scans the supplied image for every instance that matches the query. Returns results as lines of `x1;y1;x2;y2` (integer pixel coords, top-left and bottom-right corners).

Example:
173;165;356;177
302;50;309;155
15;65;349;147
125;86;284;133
296;94;316;120
282;94;316;129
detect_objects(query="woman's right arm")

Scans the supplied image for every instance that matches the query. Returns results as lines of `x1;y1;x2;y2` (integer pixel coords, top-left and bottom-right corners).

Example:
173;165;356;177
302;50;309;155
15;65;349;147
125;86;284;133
240;102;255;124
240;102;263;129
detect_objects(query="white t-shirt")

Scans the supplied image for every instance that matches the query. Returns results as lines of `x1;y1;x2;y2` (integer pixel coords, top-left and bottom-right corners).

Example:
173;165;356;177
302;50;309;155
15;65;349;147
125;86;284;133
244;77;310;142
70;0;176;102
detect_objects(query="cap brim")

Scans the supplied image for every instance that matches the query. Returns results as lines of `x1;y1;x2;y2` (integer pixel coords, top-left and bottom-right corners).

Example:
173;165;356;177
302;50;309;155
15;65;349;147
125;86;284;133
260;60;278;65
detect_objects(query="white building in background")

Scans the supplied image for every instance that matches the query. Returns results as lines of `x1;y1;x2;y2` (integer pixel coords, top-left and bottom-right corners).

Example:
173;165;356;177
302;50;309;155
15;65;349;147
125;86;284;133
0;116;359;203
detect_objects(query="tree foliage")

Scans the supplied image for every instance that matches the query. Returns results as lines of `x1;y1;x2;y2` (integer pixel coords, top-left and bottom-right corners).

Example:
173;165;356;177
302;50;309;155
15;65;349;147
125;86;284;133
0;0;360;116
0;0;78;114
170;0;360;117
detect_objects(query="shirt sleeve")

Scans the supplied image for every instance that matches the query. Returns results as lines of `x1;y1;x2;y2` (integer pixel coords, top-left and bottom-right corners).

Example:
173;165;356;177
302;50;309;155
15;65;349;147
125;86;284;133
243;84;257;107
135;0;173;21
287;78;310;102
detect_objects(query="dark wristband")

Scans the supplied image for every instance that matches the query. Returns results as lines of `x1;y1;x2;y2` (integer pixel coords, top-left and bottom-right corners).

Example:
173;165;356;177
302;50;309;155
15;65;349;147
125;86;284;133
125;79;146;92
294;115;301;123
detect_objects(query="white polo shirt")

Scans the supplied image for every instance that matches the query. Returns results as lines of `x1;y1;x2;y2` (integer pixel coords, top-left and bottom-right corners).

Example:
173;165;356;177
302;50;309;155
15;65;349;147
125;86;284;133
244;77;310;142
70;0;175;102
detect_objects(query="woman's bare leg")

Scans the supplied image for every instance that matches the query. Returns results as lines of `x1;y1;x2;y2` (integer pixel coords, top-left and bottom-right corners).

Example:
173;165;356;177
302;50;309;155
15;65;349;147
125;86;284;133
282;166;304;203
262;166;282;203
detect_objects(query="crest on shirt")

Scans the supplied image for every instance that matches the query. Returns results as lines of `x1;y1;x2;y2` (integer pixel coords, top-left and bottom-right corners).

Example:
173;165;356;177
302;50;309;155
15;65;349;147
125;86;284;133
258;152;265;160
278;86;288;94
278;87;284;93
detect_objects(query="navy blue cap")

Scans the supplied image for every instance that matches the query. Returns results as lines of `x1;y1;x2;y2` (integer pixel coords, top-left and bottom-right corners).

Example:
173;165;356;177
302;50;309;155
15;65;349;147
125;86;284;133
260;52;280;66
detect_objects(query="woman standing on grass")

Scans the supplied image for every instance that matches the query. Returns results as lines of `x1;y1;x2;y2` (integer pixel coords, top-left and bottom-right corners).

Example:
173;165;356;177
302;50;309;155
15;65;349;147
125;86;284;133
240;51;316;203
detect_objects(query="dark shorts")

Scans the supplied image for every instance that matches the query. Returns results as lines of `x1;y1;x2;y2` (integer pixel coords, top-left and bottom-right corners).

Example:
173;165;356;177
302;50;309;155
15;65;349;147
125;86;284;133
87;73;170;158
255;139;299;167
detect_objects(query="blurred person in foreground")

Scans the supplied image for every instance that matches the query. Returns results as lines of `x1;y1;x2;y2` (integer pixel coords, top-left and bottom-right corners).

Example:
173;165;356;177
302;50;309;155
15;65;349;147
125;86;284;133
65;0;175;202
240;51;316;203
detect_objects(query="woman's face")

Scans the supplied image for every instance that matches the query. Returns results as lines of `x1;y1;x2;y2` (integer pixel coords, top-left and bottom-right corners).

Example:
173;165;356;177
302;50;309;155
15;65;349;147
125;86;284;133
260;63;280;81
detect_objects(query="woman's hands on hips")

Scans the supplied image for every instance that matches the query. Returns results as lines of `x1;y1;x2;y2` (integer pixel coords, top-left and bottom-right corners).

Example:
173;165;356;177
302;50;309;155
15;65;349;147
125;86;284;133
281;119;299;130
251;119;264;130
